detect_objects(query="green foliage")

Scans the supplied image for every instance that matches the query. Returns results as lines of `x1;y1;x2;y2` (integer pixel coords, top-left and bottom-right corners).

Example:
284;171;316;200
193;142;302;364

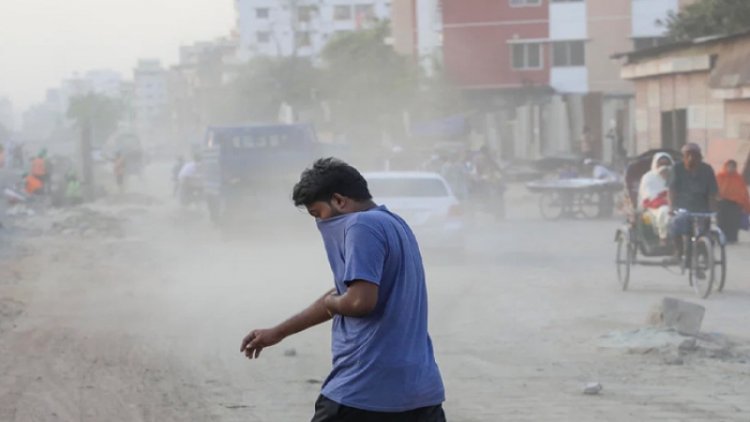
319;22;418;141
226;57;320;123
665;0;750;41
219;21;461;146
67;94;123;146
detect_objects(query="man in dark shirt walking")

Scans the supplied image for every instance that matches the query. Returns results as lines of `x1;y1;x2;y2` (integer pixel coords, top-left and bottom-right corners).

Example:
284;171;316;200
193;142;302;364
240;158;446;422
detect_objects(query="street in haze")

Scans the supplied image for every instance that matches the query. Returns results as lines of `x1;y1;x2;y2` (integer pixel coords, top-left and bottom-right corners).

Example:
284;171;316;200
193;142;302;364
3;0;750;421
0;173;748;421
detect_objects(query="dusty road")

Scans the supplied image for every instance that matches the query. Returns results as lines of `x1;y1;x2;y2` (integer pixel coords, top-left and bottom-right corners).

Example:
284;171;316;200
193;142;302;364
0;169;749;421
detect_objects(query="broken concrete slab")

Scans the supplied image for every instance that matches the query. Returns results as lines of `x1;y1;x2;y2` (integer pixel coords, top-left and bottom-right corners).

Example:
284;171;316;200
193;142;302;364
658;297;705;336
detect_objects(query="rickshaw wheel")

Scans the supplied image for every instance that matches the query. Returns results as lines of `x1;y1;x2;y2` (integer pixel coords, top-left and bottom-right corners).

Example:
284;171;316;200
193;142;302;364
539;192;563;220
578;192;600;219
690;236;715;299
616;230;632;290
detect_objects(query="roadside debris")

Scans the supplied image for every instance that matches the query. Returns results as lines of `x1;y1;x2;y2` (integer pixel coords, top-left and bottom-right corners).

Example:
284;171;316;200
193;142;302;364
652;297;706;336
600;327;750;363
50;207;123;238
583;382;603;395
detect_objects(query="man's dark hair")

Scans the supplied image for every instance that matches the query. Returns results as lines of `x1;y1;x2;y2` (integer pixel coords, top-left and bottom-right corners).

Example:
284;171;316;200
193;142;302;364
292;157;372;207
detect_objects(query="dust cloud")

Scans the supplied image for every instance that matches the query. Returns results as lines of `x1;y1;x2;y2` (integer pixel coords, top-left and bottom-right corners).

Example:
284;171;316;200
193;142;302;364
1;1;750;420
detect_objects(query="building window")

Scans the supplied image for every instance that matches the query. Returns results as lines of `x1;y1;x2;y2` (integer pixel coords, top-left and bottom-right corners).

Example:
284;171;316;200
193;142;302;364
256;8;270;19
334;5;352;20
510;0;542;6
552;41;585;67
633;37;669;51
257;31;271;43
296;31;312;48
297;6;317;23
355;4;376;20
511;43;542;70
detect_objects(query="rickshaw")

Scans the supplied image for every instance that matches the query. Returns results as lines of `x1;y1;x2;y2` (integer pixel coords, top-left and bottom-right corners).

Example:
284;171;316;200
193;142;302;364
527;178;622;220
614;149;727;298
526;153;623;220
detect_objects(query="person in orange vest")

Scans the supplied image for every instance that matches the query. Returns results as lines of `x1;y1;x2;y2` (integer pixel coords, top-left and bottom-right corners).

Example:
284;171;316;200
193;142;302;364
30;149;48;191
24;173;43;195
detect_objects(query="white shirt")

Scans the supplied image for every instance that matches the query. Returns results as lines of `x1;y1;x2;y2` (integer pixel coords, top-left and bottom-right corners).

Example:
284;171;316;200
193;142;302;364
178;162;198;181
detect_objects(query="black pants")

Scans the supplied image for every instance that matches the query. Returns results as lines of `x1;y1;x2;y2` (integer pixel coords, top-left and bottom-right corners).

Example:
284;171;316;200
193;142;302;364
717;199;742;243
311;395;446;422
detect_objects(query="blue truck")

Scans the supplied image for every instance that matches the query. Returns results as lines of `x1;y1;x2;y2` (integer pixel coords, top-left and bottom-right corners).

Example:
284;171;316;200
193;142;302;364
201;123;337;225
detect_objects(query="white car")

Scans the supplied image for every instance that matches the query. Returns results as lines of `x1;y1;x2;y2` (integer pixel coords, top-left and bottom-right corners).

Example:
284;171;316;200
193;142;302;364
364;171;465;252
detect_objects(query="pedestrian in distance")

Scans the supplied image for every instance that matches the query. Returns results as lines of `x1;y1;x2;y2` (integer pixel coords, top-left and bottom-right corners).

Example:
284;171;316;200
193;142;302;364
240;157;446;422
113;151;126;192
716;159;750;243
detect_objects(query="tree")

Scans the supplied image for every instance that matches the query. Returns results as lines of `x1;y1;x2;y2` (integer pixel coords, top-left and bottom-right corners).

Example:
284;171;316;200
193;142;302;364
665;0;750;41
224;56;320;123
67;94;123;200
67;94;123;146
320;21;418;144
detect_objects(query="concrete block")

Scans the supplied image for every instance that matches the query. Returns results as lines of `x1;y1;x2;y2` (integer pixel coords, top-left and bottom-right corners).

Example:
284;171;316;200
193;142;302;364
660;297;705;336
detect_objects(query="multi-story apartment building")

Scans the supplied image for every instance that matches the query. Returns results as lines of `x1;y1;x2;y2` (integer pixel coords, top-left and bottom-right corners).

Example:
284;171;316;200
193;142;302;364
82;70;124;99
133;60;168;135
235;0;392;60
444;0;687;93
440;0;693;160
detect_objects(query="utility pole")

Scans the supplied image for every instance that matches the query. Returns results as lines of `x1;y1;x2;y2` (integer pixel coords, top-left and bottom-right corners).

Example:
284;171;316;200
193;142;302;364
81;119;95;201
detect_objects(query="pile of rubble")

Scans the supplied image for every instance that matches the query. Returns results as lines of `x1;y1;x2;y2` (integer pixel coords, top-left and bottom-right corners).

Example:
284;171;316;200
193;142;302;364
102;192;160;207
600;298;750;364
49;207;124;238
600;327;749;364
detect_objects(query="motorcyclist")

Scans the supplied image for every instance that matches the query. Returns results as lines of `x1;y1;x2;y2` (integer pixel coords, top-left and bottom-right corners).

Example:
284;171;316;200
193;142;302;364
471;146;506;219
178;154;203;207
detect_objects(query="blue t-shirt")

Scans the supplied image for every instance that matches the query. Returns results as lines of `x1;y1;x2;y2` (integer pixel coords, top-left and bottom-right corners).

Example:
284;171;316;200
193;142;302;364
316;205;445;412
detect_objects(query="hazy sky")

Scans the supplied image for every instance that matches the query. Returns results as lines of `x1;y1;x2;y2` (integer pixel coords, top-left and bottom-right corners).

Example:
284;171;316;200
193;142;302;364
0;0;235;116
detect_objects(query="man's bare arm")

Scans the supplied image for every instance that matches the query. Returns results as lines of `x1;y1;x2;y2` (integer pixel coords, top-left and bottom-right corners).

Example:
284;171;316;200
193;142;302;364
325;281;378;318
240;288;335;359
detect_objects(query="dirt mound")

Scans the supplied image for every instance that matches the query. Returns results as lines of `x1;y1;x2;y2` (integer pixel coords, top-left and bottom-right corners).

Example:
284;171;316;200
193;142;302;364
599;327;750;364
50;207;124;238
102;192;161;207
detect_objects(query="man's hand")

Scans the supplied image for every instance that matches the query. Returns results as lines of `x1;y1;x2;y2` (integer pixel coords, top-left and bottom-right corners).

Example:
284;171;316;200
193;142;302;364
239;289;336;362
240;328;284;359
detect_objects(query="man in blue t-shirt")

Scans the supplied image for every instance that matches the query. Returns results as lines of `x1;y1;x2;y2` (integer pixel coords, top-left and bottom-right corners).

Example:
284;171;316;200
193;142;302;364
240;158;446;421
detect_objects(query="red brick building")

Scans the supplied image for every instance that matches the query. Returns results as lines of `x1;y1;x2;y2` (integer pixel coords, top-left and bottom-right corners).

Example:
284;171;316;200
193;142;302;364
442;0;549;90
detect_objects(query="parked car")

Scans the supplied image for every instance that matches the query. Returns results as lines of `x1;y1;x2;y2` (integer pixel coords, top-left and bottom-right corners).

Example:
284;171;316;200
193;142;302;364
364;171;465;252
